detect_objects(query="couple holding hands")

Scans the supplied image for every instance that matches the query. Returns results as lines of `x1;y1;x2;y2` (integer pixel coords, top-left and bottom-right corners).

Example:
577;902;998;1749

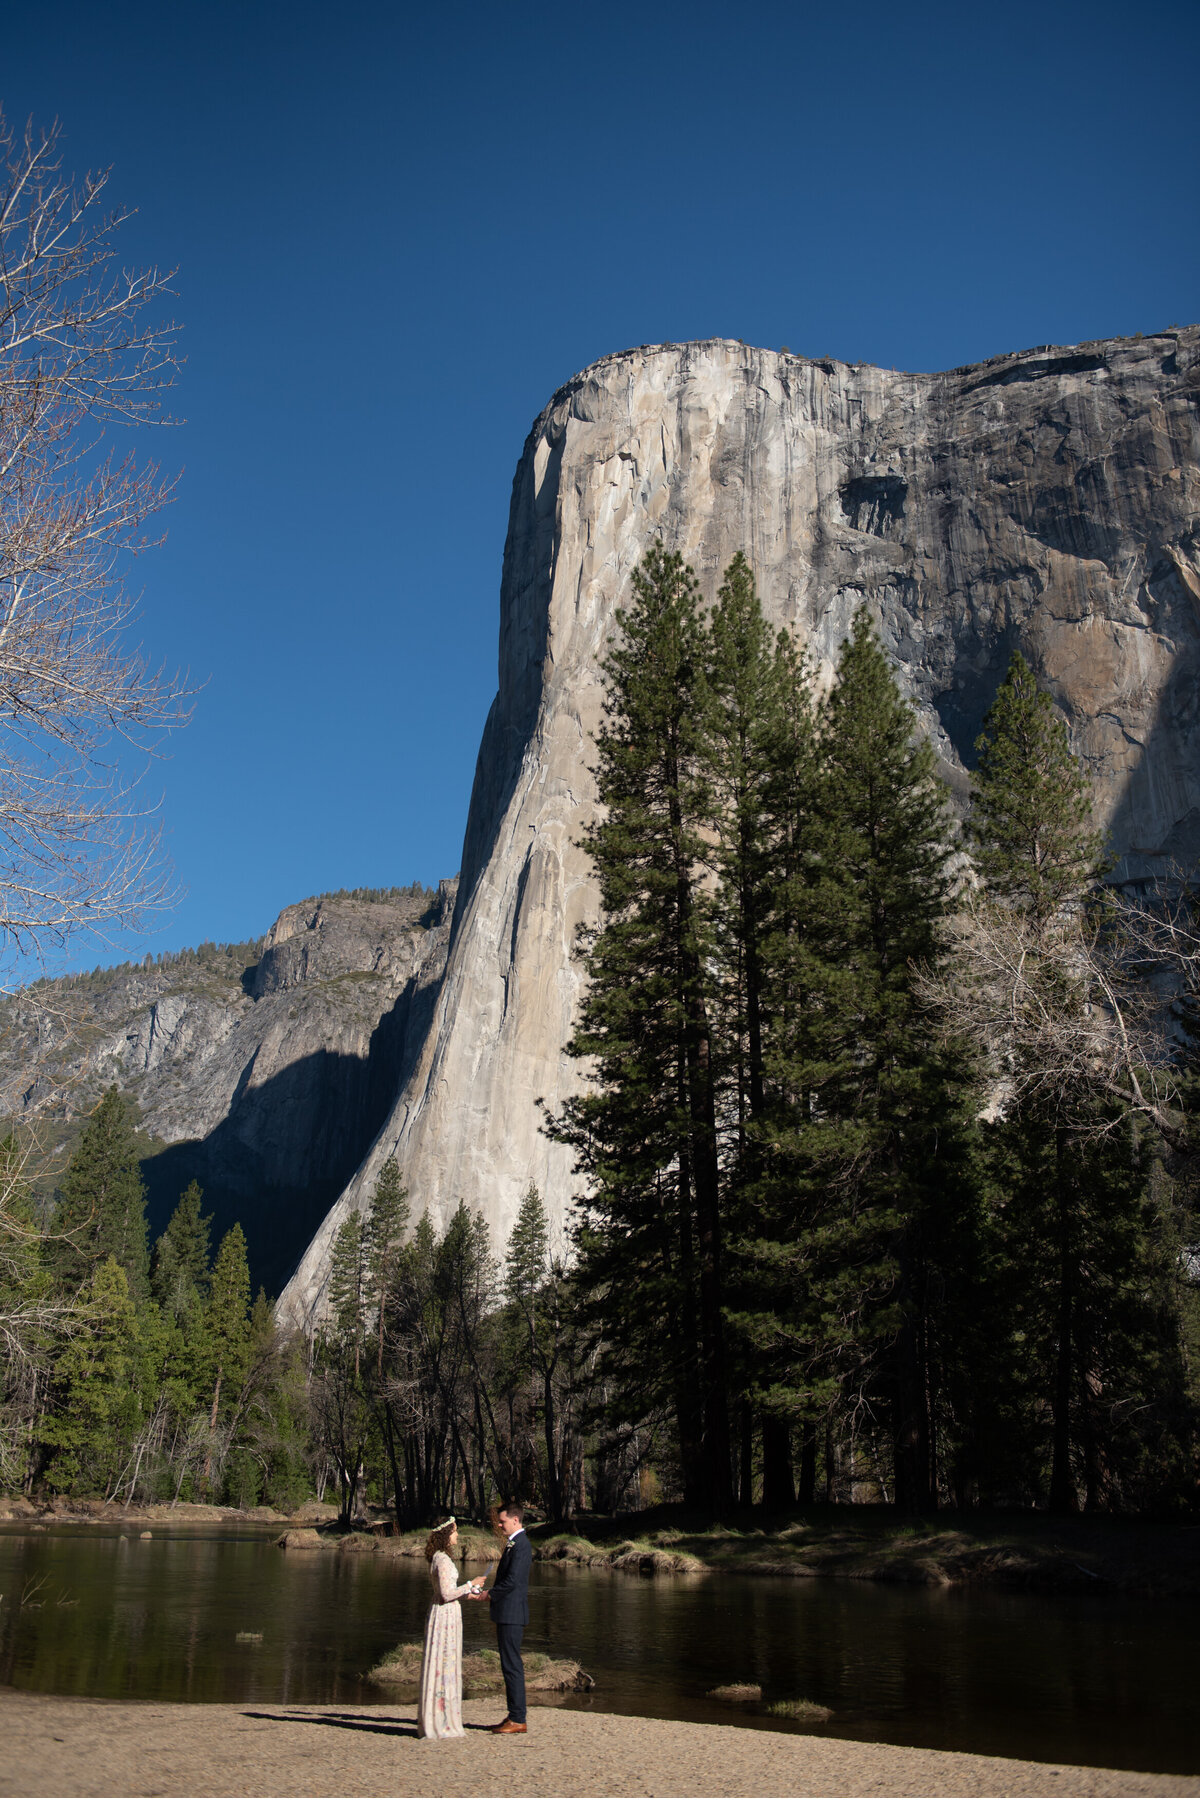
417;1501;532;1740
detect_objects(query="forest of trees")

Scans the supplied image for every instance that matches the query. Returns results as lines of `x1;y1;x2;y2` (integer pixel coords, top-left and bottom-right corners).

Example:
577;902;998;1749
1;548;1198;1521
0;1101;600;1523
553;549;1200;1517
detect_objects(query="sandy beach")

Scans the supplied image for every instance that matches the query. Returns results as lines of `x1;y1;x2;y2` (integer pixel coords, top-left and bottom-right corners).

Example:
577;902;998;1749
0;1692;1195;1798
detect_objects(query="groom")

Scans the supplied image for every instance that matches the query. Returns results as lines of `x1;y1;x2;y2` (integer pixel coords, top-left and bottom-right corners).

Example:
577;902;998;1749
476;1500;531;1734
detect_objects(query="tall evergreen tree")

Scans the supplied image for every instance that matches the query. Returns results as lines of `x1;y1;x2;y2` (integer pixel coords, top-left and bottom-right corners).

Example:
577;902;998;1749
505;1182;551;1311
967;652;1105;921
702;554;814;1503
39;1257;139;1494
365;1159;410;1374
150;1182;211;1322
54;1087;149;1300
502;1183;555;1512
703;552;786;1151
772;611;965;1511
966;651;1155;1513
204;1224;252;1433
506;1182;583;1524
555;544;732;1508
328;1213;369;1378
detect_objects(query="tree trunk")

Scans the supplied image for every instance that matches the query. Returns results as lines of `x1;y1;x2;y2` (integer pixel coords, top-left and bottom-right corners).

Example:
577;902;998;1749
668;736;732;1514
761;1413;794;1509
892;1313;931;1511
22;1369;38;1495
738;1400;754;1507
673;1114;706;1506
382;1413;405;1524
451;1414;476;1516
685;1006;733;1512
1049;1131;1078;1515
892;1236;933;1513
202;1362;224;1485
542;1361;564;1523
797;1423;816;1507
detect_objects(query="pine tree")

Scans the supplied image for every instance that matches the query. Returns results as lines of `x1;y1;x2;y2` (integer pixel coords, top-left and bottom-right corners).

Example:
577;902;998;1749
775;611;965;1511
502;1183;550;1502
328;1213;369;1378
966;651;1155;1513
204;1224;252;1434
500;1183;580;1524
968;652;1105;921
313;1211;381;1523
365;1159;410;1374
150;1182;211;1322
39;1257;139;1494
422;1202;497;1515
151;1188;215;1459
703;553;785;1146
54;1087;149;1300
504;1182;550;1311
554;544;732;1508
702;555;815;1504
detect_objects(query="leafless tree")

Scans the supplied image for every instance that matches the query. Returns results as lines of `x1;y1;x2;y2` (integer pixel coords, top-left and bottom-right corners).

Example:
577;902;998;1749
919;883;1184;1139
0;108;191;988
0;1130;87;1485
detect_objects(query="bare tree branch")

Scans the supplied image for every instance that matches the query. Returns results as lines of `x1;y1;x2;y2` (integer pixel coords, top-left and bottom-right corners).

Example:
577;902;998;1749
0;109;193;987
917;886;1181;1137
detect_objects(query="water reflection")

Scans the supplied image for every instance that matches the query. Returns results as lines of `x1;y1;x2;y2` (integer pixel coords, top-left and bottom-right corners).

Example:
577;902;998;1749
0;1524;1195;1776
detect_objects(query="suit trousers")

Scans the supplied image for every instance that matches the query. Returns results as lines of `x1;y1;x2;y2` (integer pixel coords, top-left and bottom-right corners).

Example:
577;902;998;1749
495;1621;526;1723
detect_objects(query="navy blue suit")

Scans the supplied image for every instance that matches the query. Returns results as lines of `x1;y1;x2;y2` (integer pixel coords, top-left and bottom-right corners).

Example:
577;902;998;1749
488;1528;532;1722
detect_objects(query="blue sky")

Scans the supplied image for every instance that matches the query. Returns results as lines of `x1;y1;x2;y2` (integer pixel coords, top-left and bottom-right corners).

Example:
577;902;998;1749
3;0;1197;965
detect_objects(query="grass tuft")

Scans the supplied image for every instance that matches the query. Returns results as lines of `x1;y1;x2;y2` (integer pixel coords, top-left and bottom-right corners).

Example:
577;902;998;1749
766;1697;833;1721
367;1640;592;1692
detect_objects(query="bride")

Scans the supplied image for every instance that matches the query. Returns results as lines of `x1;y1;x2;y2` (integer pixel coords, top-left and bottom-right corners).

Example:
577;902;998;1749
417;1517;485;1739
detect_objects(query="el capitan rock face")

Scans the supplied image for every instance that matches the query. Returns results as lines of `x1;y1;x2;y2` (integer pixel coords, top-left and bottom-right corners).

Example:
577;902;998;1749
276;328;1200;1325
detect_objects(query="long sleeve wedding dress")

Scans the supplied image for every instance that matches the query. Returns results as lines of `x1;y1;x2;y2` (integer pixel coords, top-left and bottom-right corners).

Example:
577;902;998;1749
417;1549;475;1738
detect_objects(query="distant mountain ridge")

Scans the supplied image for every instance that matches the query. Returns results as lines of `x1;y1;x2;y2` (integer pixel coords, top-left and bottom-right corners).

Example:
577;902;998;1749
0;880;457;1294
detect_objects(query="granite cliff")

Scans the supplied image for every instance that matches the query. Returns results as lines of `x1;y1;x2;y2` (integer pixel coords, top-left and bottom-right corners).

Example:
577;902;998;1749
280;327;1200;1327
0;883;455;1293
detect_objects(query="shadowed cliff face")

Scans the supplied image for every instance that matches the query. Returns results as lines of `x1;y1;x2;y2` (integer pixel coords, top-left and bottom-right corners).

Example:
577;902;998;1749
279;327;1199;1324
0;885;457;1294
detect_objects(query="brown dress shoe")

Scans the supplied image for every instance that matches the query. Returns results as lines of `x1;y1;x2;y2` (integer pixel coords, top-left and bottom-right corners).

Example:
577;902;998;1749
490;1719;528;1734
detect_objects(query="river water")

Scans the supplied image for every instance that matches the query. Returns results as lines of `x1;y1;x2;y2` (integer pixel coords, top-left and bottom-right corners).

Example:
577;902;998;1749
0;1522;1196;1776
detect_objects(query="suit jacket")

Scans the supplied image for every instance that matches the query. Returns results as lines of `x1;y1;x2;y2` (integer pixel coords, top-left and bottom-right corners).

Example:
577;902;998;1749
488;1528;532;1626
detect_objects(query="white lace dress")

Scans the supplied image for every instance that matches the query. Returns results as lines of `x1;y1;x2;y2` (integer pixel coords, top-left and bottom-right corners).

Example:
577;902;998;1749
417;1549;475;1739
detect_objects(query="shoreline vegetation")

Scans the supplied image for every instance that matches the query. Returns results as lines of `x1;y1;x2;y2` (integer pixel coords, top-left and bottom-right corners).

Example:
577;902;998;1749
5;596;1197;1573
285;1510;1200;1596
5;1496;1197;1598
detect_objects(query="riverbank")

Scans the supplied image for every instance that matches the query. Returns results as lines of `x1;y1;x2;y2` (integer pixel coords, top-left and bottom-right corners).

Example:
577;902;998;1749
1;1692;1194;1798
6;1497;1199;1598
527;1506;1200;1596
283;1507;1200;1598
0;1496;335;1528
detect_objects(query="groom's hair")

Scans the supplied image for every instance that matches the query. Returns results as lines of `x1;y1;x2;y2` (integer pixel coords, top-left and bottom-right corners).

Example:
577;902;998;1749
497;1499;524;1522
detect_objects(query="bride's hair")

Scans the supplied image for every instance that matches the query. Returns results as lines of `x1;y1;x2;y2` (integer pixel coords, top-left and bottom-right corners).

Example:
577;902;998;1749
424;1518;457;1561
